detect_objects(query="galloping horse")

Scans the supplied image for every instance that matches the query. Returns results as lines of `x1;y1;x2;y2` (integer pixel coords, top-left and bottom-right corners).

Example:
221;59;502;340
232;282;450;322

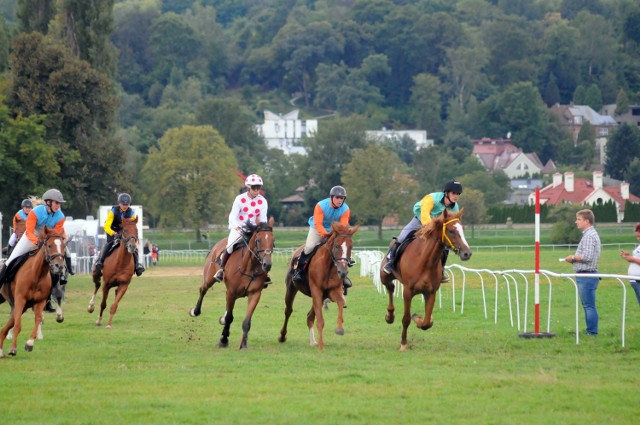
380;209;472;351
0;227;67;357
88;217;139;328
279;222;359;350
189;216;275;349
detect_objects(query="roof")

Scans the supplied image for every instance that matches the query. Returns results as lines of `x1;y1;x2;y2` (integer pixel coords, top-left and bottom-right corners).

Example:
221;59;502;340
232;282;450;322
551;104;617;126
540;177;640;210
280;194;305;204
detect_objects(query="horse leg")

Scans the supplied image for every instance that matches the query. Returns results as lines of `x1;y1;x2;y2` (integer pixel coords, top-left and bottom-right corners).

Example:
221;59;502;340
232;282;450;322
306;306;317;347
106;283;130;329
383;278;396;324
239;291;263;350
25;302;45;352
0;314;16;358
97;285;110;326
9;298;26;356
412;291;436;330
278;280;298;343
189;275;216;317
310;286;326;350
88;274;102;314
400;291;414;352
331;288;346;336
218;296;236;348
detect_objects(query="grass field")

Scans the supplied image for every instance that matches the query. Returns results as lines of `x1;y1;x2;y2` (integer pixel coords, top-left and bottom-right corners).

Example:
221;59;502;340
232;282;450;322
1;248;639;424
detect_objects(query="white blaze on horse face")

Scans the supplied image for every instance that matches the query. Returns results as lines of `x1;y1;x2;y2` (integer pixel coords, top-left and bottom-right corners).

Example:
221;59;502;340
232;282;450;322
340;241;348;260
53;238;64;255
453;222;470;249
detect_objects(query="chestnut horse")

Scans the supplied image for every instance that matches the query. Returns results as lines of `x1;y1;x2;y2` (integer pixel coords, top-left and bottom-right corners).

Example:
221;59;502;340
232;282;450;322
380;209;472;351
279;222;359;350
189;216;275;349
88;217;139;328
0;227;67;357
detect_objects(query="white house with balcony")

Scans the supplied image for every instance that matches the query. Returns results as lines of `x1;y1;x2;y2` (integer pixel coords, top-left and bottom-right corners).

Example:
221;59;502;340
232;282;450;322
256;110;317;155
365;129;433;149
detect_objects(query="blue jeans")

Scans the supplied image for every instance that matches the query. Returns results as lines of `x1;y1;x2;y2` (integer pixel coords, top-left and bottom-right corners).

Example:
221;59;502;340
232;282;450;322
631;281;640;307
577;276;599;335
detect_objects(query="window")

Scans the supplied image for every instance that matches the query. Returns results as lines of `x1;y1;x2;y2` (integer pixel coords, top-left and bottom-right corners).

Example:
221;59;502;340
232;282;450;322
599;127;608;136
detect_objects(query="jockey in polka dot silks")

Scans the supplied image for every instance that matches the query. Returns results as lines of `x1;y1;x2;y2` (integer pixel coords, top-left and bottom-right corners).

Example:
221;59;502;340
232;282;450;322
214;174;269;281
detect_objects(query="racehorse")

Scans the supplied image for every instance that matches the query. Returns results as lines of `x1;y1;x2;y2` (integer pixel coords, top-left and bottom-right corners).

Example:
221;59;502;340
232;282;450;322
279;222;359;350
189;216;275;349
379;209;472;351
0;227;67;357
88;217;139;328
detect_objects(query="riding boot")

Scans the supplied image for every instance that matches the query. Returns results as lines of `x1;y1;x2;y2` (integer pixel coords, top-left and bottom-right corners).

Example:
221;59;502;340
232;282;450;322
44;296;56;313
383;241;399;274
133;251;145;276
343;277;352;294
94;241;111;273
65;254;75;275
0;263;7;284
214;251;230;281
263;273;272;288
441;249;450;283
293;251;309;281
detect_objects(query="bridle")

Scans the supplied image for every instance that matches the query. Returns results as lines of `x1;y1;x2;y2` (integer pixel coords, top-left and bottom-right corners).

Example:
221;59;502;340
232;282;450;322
41;234;66;272
441;218;462;254
245;226;274;269
326;233;353;269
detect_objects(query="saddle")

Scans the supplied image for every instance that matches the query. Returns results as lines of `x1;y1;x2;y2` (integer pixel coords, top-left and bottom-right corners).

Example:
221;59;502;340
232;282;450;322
0;249;39;286
215;224;257;265
290;244;323;284
389;230;418;270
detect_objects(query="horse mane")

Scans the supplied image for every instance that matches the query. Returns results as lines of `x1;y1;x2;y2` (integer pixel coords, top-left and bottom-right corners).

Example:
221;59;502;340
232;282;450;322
415;209;463;240
330;221;350;235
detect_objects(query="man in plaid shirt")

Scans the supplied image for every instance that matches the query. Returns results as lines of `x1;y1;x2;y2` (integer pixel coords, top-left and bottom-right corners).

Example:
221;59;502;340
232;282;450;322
564;209;601;335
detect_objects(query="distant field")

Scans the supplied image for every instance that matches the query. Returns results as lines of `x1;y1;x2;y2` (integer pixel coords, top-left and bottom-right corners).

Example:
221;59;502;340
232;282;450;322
146;223;638;250
1;249;639;424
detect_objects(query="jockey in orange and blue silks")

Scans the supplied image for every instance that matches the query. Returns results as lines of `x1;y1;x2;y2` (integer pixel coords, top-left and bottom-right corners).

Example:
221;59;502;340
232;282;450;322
8;199;33;251
94;193;145;276
214;174;269;282
1;189;67;284
383;180;462;280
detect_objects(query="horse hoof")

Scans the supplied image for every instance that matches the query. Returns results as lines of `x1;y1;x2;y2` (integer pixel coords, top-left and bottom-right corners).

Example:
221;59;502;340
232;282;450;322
218;316;226;325
24;344;33;352
385;314;394;324
335;328;344;336
188;308;199;317
87;305;94;313
56;315;64;323
399;344;407;352
217;342;228;348
9;348;17;356
278;336;286;343
424;321;434;330
105;325;112;330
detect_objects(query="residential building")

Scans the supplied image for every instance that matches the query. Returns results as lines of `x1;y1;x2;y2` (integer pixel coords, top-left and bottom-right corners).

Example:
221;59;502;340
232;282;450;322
472;138;554;178
529;171;640;222
601;104;640;128
256;110;317;155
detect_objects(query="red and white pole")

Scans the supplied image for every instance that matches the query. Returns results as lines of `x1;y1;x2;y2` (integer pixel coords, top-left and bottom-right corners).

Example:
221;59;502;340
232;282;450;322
534;188;541;334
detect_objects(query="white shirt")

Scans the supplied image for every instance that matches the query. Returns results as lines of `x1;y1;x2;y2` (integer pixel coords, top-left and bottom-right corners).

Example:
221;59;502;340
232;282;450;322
228;192;268;229
628;244;640;281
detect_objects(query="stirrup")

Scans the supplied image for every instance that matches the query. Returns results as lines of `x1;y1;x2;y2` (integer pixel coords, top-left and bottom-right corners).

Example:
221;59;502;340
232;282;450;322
383;262;393;274
135;266;145;277
214;269;224;281
441;273;450;283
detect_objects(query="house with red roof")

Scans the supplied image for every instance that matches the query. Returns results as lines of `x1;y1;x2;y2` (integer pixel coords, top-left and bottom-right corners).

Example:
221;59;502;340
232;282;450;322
529;170;639;222
472;138;555;178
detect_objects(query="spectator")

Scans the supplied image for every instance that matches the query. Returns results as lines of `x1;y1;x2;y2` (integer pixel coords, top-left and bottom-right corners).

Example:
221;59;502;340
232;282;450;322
620;223;640;307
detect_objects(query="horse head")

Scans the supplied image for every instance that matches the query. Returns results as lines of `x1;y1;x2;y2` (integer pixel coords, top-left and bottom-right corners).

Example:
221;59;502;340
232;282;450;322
121;217;139;254
327;222;360;279
251;216;275;272
41;226;67;276
431;209;472;261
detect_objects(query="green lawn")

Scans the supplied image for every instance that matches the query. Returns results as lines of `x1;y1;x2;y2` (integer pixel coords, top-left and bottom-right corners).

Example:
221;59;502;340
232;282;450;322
1;248;639;424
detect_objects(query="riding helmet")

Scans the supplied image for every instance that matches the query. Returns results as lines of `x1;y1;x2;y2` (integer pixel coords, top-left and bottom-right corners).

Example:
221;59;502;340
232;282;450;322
443;180;463;194
21;199;33;208
245;174;263;187
330;185;347;198
42;189;66;203
118;193;132;205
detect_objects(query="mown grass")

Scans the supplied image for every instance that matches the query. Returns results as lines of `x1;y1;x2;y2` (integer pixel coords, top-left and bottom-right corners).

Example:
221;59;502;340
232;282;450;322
1;247;639;424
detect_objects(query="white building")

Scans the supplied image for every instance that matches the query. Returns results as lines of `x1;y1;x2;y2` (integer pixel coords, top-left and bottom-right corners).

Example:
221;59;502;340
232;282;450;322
256;110;317;155
366;129;433;149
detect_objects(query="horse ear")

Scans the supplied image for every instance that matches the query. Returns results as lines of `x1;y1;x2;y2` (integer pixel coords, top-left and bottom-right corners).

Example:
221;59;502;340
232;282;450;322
350;224;360;234
268;216;275;227
458;208;464;217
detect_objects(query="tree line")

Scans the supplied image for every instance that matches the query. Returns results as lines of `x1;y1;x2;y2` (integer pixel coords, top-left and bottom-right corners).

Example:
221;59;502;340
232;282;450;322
1;0;640;239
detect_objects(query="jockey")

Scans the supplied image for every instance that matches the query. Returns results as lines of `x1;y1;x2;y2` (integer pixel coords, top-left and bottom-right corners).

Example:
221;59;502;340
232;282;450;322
293;186;353;291
7;199;33;256
383;180;462;281
214;174;269;282
94;193;145;277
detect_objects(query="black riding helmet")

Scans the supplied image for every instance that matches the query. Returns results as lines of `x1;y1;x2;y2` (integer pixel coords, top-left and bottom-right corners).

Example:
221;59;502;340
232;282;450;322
443;180;463;195
21;199;33;208
330;185;347;198
118;193;132;205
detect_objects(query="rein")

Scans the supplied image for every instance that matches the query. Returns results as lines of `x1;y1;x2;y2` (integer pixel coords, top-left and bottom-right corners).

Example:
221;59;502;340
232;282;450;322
41;234;66;264
326;233;353;268
239;227;274;279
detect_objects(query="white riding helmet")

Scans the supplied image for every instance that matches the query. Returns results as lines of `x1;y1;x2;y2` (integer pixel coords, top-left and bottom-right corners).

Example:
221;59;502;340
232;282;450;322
245;174;263;187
